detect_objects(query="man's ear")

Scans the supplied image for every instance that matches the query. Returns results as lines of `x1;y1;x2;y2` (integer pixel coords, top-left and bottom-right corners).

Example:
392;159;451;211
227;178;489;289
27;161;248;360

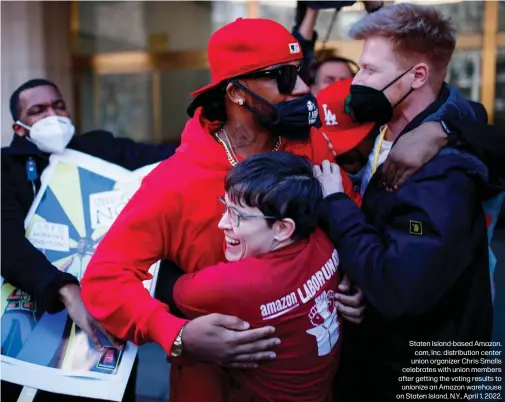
273;218;296;242
412;63;429;89
12;122;27;137
226;82;246;106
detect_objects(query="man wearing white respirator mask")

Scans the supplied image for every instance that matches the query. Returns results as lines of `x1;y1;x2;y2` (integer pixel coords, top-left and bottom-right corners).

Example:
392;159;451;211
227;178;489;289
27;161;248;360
15;114;75;154
1;78;179;402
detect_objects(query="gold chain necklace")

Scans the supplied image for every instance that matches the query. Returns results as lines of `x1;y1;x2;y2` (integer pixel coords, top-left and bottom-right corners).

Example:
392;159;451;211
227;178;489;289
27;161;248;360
214;128;282;167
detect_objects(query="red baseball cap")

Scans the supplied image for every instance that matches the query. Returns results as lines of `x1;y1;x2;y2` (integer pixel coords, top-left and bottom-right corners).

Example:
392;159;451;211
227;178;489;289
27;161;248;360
191;18;303;97
315;78;375;155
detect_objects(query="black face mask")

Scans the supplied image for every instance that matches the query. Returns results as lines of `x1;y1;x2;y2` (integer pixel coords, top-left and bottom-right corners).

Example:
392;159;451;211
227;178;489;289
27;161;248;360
232;81;321;141
345;66;415;126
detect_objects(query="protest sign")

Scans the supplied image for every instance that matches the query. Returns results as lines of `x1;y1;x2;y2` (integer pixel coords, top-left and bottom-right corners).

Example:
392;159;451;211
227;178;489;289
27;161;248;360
1;149;160;401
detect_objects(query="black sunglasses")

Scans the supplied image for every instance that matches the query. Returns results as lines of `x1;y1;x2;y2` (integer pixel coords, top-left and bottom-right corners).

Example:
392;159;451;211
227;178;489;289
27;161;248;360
234;64;301;95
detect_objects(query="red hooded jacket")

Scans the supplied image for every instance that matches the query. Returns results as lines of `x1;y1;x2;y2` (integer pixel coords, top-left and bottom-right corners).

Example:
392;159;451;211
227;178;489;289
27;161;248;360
81;110;357;355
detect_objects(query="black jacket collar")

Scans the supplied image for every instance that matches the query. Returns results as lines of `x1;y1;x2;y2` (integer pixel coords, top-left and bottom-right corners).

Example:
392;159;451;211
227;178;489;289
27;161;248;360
6;134;50;159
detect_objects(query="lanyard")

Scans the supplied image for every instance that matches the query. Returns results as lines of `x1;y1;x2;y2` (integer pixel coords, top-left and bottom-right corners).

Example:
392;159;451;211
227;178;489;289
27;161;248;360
371;125;388;175
26;157;38;198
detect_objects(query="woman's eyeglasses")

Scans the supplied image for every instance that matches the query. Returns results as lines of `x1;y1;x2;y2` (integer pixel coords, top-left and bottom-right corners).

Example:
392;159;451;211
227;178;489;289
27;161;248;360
218;196;275;227
234;64;301;95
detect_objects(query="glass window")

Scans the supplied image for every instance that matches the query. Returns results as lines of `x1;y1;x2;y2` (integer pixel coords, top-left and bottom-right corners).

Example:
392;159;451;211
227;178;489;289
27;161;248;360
146;2;213;52
100;73;154;142
395;1;484;34
495;49;505;128
76;72;155;142
257;1;365;41
75;1;148;55
211;1;248;32
319;7;366;41
75;2;215;54
159;69;212;144
75;70;97;134
447;50;482;102
256;1;485;42
75;68;215;144
258;2;296;32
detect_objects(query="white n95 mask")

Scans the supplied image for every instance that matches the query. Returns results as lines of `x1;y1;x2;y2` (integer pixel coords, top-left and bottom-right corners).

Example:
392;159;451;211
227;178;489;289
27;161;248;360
17;116;75;154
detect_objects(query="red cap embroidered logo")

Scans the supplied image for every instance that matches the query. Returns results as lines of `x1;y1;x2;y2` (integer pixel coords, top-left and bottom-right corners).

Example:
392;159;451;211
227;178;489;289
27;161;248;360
322;104;338;126
289;43;301;54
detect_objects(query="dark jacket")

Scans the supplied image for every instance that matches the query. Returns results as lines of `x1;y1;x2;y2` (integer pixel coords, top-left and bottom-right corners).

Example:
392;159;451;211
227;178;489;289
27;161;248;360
321;89;501;401
1;131;177;314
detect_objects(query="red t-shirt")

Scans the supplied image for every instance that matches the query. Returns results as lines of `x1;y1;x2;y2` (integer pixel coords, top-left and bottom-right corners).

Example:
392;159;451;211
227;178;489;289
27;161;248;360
174;229;342;402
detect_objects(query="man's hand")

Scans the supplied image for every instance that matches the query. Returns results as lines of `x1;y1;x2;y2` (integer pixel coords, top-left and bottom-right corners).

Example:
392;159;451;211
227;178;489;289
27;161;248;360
182;313;280;369
313;160;343;197
382;122;447;191
59;284;122;350
335;275;365;324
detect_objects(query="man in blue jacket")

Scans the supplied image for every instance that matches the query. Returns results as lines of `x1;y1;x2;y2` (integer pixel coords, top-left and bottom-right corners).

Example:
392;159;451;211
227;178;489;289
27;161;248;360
313;4;502;401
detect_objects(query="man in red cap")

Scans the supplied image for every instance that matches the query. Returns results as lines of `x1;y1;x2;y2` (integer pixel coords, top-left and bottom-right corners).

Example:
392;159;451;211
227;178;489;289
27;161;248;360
81;18;364;402
311;78;376;205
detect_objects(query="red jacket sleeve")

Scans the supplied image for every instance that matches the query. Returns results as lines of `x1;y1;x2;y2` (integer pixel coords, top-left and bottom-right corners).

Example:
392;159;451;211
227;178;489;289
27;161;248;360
81;169;188;355
173;262;237;320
